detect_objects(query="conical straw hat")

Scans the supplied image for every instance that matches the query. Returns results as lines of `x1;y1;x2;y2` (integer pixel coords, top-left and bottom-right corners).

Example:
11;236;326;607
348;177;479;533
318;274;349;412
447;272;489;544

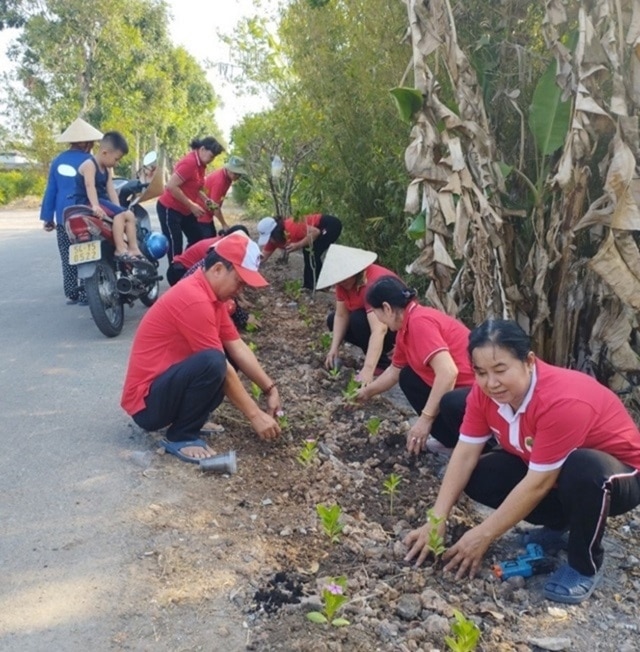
315;244;378;289
55;118;103;143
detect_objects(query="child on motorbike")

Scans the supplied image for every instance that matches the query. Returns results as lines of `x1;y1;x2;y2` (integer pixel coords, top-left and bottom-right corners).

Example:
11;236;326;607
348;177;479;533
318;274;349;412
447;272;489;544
74;131;145;261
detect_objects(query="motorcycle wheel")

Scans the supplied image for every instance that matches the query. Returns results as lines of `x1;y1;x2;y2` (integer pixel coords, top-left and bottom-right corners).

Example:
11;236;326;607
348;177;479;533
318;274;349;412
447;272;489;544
139;280;159;307
85;261;124;337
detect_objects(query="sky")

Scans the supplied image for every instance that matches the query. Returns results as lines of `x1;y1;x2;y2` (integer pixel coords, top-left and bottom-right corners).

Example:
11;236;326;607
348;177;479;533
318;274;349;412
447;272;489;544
165;0;272;142
0;0;273;142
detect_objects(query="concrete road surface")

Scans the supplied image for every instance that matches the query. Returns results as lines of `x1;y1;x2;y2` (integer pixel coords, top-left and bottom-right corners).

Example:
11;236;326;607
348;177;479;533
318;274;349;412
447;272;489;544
0;209;181;649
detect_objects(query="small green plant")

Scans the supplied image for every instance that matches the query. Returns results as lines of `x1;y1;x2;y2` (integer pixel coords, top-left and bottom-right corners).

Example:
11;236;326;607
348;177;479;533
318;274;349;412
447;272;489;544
382;473;402;515
366;416;381;437
328;366;341;379
245;321;259;333
284;278;302;299
298;438;317;465
319;332;332;351
250;382;263;400
277;413;290;430
342;373;361;404
444;609;481;652
306;576;350;627
247;340;258;352
316;503;344;543
425;508;447;558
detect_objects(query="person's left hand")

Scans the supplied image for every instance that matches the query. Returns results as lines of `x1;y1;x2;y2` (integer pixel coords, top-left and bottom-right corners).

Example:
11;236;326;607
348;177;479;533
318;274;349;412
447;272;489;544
285;242;300;253
441;526;492;579
265;387;282;417
406;418;431;454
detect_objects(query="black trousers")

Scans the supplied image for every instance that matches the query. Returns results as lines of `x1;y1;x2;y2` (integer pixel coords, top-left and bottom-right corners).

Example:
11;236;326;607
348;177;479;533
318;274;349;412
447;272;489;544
132;349;227;442
156;201;202;263
464;448;640;576
166;262;187;287
327;307;396;369
198;222;216;239
302;215;342;289
56;224;85;301
398;366;470;448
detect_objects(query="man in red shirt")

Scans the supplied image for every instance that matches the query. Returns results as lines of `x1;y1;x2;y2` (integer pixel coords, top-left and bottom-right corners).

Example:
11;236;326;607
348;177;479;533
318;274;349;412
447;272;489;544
121;233;281;463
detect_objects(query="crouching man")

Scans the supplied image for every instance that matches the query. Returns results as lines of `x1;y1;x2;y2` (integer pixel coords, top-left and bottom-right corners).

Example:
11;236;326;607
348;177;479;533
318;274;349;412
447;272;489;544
121;233;281;463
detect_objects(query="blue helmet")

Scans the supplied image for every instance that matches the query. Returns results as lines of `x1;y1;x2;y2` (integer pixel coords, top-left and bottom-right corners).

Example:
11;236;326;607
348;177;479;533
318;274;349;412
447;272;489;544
144;232;169;260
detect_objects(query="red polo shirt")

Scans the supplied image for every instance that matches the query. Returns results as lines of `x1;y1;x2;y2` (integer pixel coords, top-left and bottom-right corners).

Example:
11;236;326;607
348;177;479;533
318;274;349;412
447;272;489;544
391;302;474;387
158;151;206;215
262;214;323;254
121;270;239;415
197;168;234;224
173;237;220;269
335;264;397;312
459;359;640;472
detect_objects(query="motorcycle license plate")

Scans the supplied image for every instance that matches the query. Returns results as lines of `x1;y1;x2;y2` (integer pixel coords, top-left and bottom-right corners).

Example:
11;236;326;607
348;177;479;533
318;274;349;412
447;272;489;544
69;241;101;264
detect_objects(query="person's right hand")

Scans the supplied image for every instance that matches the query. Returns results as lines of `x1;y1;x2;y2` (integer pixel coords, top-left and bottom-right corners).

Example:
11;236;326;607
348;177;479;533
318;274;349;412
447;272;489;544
43;221;55;232
354;386;370;404
324;346;339;370
191;202;206;218
249;410;281;441
403;518;447;566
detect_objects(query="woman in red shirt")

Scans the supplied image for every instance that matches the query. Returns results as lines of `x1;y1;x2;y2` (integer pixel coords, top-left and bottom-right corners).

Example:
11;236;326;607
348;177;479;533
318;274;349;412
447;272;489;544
257;213;342;290
405;319;640;605
356;276;474;455
316;244;397;386
157;137;224;262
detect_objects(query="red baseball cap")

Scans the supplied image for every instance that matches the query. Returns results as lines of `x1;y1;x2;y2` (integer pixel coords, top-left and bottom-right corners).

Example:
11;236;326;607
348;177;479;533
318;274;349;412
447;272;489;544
212;233;268;287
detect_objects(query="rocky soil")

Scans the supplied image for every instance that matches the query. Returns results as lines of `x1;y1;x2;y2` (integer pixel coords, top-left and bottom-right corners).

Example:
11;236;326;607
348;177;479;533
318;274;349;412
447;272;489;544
127;249;640;652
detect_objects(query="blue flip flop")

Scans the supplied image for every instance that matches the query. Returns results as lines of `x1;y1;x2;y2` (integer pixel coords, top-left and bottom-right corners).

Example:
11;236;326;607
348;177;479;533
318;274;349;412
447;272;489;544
543;563;603;604
162;438;211;464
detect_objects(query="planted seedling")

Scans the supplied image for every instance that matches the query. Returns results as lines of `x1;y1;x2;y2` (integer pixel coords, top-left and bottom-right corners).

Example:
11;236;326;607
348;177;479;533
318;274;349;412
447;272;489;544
245;321;259;333
298;439;317;465
366;416;381;437
426;508;447;559
444;609;481;652
316;503;344;543
277;413;290;430
319;332;332;351
306;576;350;627
247;340;258;352
284;278;302;300
342;373;361;404
382;472;402;515
250;382;263;400
328;366;341;379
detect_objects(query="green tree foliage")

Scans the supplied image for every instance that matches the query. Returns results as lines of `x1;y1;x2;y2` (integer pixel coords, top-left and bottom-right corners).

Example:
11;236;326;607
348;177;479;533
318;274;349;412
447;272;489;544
228;0;417;273
4;0;221;170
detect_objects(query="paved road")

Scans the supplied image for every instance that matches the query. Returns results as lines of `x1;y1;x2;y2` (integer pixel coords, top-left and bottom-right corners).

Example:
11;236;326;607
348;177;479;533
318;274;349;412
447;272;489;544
0;209;165;648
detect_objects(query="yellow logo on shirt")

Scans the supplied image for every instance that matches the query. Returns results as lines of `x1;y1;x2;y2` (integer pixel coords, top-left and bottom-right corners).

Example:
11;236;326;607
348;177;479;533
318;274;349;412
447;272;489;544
524;436;534;452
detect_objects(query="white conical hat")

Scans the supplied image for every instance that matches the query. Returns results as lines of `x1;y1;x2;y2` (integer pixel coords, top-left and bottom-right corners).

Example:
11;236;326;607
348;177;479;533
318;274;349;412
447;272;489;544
55;118;103;143
315;244;378;289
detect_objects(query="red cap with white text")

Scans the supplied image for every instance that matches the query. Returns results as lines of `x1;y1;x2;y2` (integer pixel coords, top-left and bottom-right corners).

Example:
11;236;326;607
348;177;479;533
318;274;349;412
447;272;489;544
212;233;268;287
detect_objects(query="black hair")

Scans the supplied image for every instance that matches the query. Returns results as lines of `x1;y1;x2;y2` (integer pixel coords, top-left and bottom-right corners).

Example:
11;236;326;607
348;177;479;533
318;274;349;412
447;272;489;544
204;249;233;271
190;136;225;157
468;319;532;361
366;275;417;309
219;224;249;237
101;131;129;155
269;216;286;244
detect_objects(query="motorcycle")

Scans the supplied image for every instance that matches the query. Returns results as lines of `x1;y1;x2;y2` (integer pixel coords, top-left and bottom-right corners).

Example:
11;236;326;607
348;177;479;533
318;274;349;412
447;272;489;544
64;151;169;337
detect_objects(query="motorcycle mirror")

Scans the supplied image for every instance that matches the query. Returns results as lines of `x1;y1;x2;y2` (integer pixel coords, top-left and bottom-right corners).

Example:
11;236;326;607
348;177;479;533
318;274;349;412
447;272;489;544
142;151;157;167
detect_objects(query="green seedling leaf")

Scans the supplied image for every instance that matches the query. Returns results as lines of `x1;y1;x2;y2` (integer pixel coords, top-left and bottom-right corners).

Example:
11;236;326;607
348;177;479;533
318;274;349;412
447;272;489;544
307;611;328;624
366;416;381;436
250;382;262;400
316;503;344;543
331;618;351;627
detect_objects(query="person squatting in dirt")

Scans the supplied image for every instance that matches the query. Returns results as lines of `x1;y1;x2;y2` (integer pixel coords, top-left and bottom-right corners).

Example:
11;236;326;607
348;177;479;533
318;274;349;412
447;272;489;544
156;136;225;262
73;131;145;262
197;156;248;238
165;224;255;331
317;244;397;386
121;233;281;463
40;118;104;305
355;275;474;457
257;213;342;291
404;318;640;605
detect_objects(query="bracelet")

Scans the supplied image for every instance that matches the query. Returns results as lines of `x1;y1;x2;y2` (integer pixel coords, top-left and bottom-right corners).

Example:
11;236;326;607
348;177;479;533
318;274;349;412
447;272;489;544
263;383;276;394
421;409;436;419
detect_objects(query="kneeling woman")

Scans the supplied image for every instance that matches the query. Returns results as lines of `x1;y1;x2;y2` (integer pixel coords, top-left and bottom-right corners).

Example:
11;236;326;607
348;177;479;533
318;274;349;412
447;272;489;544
405;319;640;604
317;244;397;385
355;276;474;455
